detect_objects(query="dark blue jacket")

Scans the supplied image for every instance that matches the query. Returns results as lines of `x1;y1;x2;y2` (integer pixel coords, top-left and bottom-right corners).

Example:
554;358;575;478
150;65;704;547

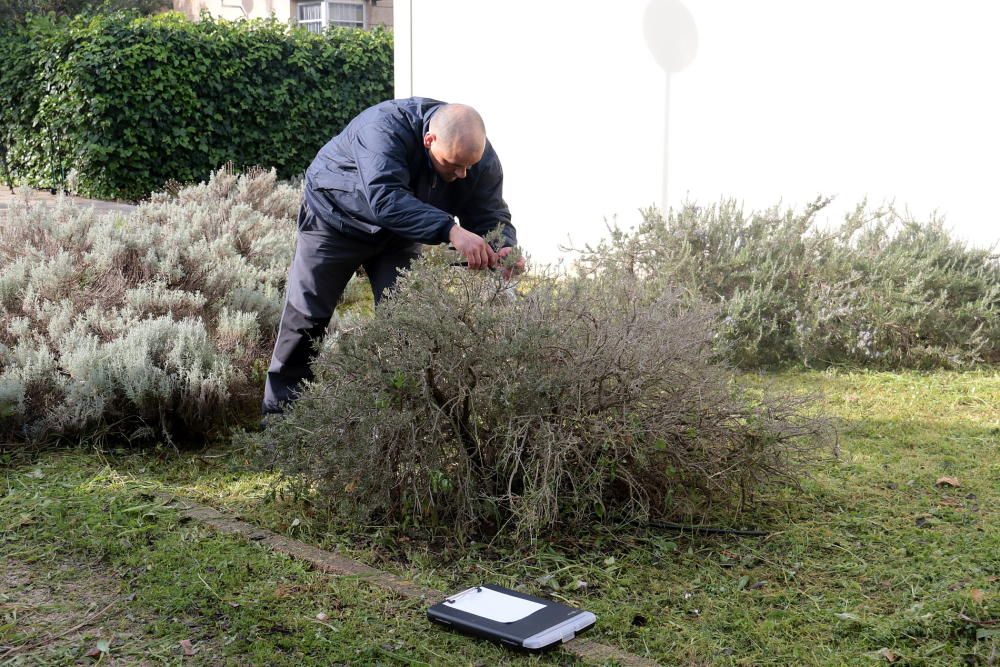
304;97;516;247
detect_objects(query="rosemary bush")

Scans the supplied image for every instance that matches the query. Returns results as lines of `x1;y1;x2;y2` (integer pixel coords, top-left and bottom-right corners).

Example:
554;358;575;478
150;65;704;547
0;167;298;444
576;199;999;369
261;249;829;539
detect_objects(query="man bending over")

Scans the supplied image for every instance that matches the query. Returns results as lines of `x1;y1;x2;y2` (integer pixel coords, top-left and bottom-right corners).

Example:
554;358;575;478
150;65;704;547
262;97;523;416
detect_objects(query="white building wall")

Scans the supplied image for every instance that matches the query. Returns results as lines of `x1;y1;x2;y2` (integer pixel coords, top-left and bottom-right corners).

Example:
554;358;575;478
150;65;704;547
397;0;1000;264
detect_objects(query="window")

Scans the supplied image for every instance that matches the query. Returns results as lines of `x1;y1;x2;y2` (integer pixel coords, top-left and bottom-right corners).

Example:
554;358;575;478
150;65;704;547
330;1;364;28
297;1;364;32
297;2;323;33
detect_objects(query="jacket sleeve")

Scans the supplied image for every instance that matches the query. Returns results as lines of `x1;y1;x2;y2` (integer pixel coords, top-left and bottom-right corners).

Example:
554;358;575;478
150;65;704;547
457;150;517;248
352;122;456;244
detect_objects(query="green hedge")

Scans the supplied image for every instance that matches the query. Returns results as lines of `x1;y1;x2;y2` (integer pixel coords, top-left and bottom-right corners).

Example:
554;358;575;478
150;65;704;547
0;12;393;200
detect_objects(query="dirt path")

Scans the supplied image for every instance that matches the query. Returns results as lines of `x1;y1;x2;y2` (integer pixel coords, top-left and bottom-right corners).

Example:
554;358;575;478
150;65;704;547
1;556;223;665
2;556;127;664
0;188;135;216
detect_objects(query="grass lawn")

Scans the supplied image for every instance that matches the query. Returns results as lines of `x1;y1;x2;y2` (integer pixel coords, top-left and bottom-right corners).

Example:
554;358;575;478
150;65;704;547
2;370;998;665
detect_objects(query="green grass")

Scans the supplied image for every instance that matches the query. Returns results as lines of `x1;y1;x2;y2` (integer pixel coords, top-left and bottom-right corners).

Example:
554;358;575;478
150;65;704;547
1;460;578;665
2;370;998;665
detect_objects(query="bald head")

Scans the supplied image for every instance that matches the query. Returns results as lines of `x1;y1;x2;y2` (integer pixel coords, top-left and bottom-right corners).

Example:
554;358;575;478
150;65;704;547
423;103;488;182
429;104;486;156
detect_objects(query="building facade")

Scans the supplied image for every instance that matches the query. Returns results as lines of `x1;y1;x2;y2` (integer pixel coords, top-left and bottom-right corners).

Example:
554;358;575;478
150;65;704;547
171;0;392;31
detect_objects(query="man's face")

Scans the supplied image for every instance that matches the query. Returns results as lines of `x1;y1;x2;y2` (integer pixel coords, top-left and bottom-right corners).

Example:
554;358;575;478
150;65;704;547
424;134;483;182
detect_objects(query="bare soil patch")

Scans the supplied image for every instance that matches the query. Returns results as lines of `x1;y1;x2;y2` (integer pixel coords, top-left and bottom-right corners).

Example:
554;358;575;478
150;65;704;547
1;556;224;665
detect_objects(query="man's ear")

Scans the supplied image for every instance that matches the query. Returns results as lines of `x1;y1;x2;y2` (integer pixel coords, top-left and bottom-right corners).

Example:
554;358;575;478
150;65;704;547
423;133;435;149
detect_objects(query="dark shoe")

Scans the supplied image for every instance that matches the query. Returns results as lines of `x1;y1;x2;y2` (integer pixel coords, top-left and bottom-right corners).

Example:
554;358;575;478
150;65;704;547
259;412;284;432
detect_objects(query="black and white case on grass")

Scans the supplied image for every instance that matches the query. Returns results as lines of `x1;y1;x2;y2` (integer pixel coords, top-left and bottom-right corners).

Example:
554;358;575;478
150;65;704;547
427;584;597;651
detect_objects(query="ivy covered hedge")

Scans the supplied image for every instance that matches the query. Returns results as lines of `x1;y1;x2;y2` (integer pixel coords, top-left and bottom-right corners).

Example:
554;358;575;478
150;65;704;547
0;12;393;200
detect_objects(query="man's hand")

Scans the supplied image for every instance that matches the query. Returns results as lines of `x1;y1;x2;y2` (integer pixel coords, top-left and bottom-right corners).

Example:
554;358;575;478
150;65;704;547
449;224;498;270
497;246;526;280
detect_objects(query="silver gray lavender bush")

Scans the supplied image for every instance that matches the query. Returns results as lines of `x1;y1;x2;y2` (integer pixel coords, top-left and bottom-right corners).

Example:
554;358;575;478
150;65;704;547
0;167;300;444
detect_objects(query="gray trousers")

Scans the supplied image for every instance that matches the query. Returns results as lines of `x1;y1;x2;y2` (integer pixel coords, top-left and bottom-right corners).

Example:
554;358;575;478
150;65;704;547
262;202;421;414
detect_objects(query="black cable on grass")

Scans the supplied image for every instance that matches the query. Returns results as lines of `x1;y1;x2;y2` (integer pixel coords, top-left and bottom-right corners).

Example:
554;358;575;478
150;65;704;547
648;521;769;537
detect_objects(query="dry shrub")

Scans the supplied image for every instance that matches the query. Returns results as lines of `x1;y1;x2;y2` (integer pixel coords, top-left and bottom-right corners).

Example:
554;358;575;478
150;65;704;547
262;248;831;540
0;166;299;445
